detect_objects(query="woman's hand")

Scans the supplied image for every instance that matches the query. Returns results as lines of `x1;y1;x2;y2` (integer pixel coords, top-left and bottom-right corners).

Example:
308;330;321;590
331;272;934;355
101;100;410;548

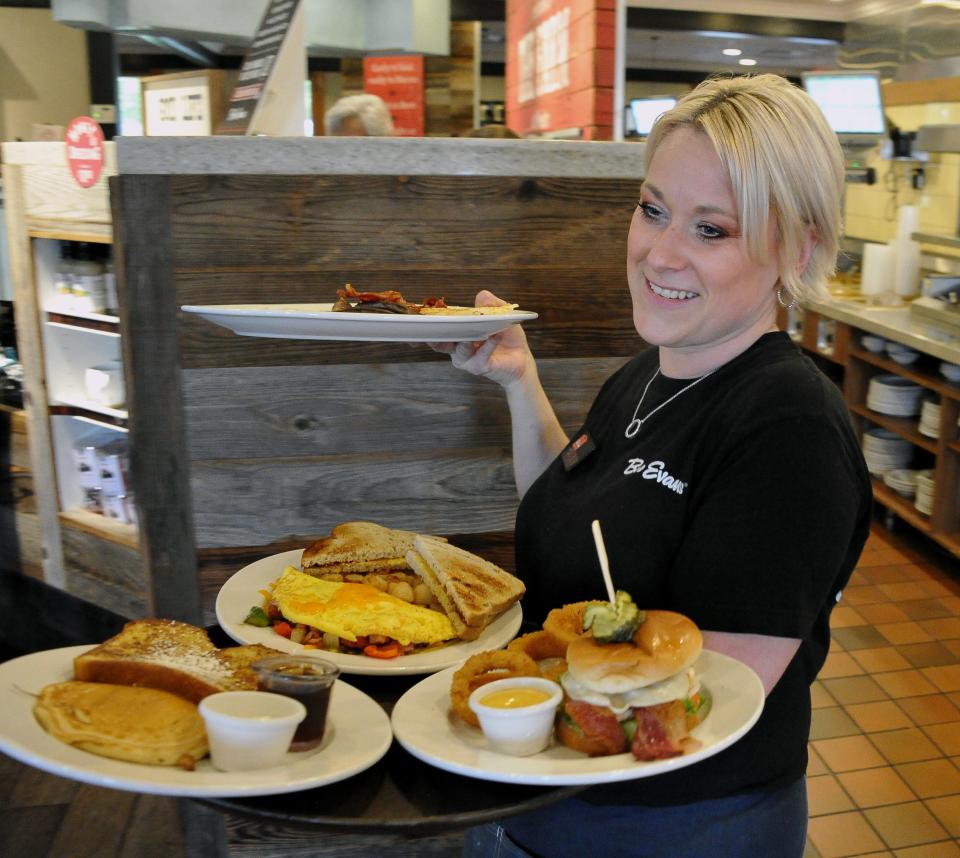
430;290;534;389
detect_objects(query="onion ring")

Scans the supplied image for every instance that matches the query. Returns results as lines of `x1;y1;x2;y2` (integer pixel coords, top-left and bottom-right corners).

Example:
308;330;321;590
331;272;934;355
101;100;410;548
450;650;539;727
543;600;605;645
507;630;568;662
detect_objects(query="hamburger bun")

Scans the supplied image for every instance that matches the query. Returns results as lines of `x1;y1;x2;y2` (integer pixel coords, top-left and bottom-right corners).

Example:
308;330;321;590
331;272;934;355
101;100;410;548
566;610;702;694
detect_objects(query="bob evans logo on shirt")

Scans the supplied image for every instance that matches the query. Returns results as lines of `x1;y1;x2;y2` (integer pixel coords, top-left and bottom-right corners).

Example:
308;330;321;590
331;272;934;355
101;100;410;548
624;458;687;495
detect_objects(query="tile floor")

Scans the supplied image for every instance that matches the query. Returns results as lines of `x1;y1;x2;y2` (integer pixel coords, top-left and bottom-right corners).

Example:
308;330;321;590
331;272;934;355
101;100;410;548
805;524;960;858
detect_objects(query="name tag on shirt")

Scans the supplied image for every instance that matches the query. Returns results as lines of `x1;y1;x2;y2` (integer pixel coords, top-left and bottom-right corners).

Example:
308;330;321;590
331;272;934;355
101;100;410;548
561;432;596;471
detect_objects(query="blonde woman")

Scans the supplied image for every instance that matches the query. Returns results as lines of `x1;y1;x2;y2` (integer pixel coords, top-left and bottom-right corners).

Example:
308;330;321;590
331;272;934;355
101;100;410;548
442;75;871;857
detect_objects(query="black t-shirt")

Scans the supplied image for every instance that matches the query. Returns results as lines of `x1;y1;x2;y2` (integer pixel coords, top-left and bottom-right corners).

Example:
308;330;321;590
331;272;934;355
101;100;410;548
514;332;872;805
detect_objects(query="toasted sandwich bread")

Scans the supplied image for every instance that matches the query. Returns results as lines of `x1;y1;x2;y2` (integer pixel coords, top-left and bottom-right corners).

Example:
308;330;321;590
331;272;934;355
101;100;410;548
301;521;446;581
35;681;208;768
73;618;276;704
406;536;525;640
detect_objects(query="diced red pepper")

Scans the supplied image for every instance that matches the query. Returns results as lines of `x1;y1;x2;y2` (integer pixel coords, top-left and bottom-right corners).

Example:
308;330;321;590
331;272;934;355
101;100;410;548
363;642;402;659
273;621;293;638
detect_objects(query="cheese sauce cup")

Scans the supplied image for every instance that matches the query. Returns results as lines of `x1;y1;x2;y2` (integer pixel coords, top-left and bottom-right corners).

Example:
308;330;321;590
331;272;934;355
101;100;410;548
252;656;339;751
468;676;563;756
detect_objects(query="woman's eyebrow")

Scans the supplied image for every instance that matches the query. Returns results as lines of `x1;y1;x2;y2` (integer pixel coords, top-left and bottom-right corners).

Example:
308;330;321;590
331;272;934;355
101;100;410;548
641;181;735;219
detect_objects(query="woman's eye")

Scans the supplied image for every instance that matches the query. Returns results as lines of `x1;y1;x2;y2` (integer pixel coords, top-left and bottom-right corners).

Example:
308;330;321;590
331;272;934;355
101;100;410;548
638;202;664;222
697;222;727;241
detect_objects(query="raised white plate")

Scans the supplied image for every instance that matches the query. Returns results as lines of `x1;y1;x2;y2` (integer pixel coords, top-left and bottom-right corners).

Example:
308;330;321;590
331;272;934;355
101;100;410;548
181;303;538;343
391;650;764;786
0;646;391;798
216;549;523;676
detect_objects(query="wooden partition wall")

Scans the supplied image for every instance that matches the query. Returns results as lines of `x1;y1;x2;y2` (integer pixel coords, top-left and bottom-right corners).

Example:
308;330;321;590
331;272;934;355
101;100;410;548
112;138;645;624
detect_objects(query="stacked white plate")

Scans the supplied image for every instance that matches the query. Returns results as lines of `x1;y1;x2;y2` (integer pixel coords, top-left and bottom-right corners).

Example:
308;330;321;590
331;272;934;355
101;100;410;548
862;428;913;476
886;341;920;366
919;399;941;439
866;375;925;417
915;470;936;515
883;468;919;498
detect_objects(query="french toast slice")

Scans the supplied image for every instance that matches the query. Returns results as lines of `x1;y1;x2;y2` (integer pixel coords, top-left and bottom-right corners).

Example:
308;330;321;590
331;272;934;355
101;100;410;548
73;618;276;704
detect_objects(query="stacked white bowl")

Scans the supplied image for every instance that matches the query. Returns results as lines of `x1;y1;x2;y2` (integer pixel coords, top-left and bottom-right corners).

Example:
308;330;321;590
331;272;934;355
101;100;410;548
867;375;925;417
919;398;941;439
885;341;920;366
861;334;887;354
915;470;936;515
940;362;960;384
883;468;919;498
862;428;913;476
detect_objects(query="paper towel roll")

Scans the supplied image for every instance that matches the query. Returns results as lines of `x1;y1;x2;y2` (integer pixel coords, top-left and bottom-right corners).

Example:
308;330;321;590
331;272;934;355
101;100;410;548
861;243;895;296
897;205;919;241
893;239;921;297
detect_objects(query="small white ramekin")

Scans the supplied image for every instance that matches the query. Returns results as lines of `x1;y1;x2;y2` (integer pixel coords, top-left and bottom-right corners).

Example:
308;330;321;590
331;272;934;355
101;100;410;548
198;690;306;771
468;676;563;756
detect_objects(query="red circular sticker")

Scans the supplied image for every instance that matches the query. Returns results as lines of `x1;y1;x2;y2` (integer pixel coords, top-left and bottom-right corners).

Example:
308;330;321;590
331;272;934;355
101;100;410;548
65;116;105;188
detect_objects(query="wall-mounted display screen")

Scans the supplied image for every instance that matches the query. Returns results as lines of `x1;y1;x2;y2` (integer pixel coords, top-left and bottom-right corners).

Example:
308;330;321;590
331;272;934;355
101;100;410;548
627;96;677;137
801;71;886;136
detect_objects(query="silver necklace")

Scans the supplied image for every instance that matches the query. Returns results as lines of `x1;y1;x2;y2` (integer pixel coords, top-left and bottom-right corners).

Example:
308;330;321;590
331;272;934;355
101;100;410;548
625;367;717;439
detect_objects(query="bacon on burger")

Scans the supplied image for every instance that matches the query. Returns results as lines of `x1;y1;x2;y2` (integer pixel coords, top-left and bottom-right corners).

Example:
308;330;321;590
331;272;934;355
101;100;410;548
556;596;711;761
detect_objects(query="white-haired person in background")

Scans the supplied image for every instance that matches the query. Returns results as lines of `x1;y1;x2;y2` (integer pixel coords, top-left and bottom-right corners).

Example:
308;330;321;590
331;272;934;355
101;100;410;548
323;94;394;137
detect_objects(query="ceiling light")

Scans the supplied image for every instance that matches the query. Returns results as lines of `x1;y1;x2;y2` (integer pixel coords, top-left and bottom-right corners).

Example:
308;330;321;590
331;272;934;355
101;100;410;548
722;48;742;57
738;58;757;66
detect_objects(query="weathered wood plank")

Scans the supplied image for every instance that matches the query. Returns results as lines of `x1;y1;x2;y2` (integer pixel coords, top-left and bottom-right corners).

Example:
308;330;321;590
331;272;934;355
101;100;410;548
167;175;638;271
46;783;138;857
223;816;465;858
122;794;187;858
190;448;518;550
61;508;147;618
112;175;203;624
180;357;627;460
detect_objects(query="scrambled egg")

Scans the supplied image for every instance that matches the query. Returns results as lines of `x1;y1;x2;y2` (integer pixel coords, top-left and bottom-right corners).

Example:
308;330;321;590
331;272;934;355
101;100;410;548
271;567;455;645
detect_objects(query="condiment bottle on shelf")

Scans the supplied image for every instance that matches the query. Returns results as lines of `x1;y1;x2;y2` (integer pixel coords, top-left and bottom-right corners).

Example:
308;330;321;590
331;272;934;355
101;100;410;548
72;243;107;314
54;241;77;312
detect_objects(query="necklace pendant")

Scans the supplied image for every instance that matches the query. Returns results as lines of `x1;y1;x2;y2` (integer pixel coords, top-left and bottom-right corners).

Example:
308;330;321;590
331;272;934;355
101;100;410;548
625;418;642;439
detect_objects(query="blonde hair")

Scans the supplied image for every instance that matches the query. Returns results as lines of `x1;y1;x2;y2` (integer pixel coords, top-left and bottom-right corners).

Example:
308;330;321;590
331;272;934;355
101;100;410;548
644;74;844;304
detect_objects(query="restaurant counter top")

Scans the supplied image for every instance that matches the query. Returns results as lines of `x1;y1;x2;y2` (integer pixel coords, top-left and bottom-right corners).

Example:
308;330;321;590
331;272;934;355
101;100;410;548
807;295;960;365
116;135;646;178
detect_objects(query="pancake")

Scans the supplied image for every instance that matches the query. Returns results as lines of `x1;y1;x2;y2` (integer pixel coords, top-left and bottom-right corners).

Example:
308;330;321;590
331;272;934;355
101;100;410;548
34;681;209;768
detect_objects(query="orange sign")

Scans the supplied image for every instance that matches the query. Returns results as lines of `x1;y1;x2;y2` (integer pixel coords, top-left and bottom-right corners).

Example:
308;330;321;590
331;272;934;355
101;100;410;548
506;0;614;140
364;56;425;137
64;116;105;188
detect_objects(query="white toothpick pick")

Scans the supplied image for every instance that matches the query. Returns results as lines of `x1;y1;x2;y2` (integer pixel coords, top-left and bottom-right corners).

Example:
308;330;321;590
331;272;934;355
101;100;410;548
591;519;616;605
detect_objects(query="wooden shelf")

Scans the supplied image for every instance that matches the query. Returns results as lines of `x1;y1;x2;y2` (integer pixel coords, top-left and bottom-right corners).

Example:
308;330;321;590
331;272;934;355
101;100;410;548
850;404;939;454
59;508;138;549
45;312;120;334
27;222;112;244
870;478;933;533
48;404;128;428
849;346;960;403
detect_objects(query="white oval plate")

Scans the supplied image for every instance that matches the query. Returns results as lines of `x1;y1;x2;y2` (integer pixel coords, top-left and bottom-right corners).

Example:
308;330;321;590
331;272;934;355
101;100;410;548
0;646;391;798
181;303;538;343
391;650;764;786
216;549;523;676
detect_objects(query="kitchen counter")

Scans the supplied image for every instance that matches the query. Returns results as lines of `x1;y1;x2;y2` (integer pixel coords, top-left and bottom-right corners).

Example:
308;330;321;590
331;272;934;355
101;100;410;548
808;296;960;365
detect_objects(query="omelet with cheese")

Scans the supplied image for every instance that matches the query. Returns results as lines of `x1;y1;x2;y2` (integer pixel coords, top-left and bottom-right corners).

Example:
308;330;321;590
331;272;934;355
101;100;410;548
271;567;456;645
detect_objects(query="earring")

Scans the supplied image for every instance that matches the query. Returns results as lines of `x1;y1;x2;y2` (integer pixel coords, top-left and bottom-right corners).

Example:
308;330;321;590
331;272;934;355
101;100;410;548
776;287;797;309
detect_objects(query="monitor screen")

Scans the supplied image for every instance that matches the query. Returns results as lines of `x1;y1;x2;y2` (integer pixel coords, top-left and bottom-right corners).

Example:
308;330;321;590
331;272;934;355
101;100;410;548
801;71;886;136
628;97;677;137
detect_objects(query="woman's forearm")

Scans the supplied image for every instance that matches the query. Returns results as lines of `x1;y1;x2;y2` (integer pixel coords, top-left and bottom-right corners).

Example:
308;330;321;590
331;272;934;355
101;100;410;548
505;365;569;498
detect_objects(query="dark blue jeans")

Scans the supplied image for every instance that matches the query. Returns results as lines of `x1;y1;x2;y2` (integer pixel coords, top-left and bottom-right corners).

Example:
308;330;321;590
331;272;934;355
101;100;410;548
462;777;807;858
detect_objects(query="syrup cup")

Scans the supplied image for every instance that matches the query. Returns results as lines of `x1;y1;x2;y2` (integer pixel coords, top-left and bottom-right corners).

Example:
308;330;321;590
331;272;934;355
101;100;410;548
468;676;563;756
